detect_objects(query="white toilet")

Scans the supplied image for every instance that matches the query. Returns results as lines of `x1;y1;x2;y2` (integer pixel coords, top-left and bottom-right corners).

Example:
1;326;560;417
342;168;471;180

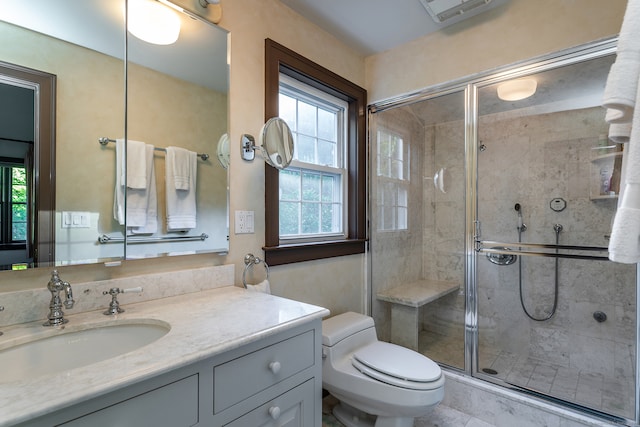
322;312;444;427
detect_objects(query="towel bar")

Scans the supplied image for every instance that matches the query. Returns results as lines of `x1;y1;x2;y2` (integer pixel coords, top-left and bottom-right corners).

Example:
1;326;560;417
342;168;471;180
99;137;209;161
97;233;208;244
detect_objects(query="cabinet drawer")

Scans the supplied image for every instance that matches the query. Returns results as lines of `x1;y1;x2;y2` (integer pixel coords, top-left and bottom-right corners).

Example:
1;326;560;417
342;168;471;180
214;330;314;413
224;379;314;427
58;374;198;427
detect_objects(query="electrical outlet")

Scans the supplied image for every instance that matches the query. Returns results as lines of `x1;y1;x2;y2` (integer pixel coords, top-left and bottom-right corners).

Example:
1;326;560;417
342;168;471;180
234;210;254;234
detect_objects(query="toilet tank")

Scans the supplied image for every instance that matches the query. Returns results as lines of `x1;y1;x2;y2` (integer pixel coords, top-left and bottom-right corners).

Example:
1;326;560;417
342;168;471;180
322;312;376;346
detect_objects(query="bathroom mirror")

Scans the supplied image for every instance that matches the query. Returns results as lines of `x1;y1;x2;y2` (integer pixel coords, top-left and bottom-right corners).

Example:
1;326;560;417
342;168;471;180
241;118;294;169
0;0;229;271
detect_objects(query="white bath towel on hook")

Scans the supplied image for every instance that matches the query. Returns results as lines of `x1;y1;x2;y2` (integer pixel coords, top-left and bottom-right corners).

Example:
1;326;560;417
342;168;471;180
605;0;640;263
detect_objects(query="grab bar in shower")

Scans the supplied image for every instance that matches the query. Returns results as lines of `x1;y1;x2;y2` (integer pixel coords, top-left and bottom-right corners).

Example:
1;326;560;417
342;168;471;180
478;241;609;261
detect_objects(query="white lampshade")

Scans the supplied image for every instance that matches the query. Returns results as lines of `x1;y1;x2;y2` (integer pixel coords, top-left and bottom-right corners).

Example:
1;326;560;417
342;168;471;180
128;0;180;45
496;78;537;101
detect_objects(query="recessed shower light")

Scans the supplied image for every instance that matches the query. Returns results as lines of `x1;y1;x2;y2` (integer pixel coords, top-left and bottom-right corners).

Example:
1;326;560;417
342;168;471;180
496;78;537;101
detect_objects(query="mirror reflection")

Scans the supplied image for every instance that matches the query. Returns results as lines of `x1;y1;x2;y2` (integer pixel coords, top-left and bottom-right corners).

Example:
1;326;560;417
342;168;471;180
0;0;229;270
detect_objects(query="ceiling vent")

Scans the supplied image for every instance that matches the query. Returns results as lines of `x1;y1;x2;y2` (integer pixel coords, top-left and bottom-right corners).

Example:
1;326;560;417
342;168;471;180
419;0;494;23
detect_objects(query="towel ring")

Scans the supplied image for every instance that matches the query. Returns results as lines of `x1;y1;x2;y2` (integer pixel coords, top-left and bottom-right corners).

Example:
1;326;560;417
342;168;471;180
242;253;270;289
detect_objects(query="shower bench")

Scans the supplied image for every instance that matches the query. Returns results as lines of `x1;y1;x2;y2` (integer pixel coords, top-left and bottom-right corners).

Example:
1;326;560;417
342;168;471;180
376;279;459;351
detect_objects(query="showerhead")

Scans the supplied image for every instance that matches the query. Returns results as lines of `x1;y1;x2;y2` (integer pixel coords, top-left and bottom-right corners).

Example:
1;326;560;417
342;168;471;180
514;203;521;212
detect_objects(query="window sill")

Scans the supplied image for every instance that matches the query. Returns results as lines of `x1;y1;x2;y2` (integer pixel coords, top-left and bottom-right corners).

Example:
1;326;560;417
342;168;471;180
263;239;366;266
0;243;26;251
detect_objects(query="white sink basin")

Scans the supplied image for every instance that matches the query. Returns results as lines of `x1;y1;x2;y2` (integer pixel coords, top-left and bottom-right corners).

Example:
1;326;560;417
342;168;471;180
0;320;170;383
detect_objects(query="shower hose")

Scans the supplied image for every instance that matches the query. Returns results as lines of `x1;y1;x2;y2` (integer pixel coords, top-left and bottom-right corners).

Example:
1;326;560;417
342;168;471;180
517;225;561;321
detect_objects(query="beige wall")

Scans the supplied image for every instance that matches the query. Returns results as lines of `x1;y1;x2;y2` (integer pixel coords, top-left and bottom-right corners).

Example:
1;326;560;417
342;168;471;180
215;0;367;314
366;0;627;103
0;0;627;318
0;0;368;317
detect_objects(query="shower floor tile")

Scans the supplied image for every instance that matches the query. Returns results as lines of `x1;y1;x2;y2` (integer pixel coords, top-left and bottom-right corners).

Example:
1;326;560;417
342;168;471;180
418;330;636;419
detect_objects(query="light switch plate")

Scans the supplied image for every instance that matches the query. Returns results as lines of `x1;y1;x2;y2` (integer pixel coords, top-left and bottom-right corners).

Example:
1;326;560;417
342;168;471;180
234;210;254;234
62;211;91;228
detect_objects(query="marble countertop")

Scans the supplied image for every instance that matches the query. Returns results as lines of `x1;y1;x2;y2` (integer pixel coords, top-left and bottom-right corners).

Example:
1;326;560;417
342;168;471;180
0;286;329;426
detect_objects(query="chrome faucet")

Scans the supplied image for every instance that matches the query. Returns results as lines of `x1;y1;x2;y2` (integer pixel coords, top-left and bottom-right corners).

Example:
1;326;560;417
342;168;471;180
44;270;75;327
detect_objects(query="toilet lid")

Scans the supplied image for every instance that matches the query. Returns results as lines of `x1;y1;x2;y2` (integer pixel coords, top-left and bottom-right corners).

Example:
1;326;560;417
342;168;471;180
352;342;442;390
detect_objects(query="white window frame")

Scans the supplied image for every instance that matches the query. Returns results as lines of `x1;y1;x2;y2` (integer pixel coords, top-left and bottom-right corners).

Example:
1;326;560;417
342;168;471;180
278;74;349;243
376;128;410;232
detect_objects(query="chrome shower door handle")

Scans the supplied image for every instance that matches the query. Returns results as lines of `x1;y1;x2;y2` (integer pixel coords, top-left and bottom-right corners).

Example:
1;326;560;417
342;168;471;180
433;167;447;193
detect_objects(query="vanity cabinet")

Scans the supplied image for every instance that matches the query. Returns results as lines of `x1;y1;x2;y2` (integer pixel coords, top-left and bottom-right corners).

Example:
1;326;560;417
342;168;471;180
20;319;322;427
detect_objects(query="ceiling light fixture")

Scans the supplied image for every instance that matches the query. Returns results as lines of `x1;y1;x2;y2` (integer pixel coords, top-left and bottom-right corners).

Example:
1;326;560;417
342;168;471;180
496;78;537;101
128;0;181;46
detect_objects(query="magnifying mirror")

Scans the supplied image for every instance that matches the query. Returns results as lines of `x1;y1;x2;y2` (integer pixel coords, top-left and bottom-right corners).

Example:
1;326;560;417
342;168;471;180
216;133;230;169
241;117;294;169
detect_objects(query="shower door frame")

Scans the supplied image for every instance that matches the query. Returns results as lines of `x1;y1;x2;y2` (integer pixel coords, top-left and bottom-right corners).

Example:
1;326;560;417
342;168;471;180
368;36;640;426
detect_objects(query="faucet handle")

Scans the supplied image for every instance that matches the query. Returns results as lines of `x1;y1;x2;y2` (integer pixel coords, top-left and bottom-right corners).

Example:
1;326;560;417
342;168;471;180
102;287;143;316
62;281;74;309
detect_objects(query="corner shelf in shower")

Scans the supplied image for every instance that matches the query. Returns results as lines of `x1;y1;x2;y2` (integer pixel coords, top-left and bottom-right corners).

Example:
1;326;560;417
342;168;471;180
376;279;459;352
590;150;622;201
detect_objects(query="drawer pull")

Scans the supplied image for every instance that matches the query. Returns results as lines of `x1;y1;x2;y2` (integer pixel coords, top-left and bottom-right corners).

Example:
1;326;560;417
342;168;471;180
268;361;281;374
269;406;281;420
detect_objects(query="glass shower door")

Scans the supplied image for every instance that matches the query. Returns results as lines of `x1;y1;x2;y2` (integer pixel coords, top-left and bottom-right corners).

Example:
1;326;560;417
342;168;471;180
370;90;467;370
475;54;637;421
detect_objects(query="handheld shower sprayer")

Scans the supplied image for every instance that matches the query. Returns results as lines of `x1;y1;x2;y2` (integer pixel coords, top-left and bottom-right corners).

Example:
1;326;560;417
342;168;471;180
515;203;527;232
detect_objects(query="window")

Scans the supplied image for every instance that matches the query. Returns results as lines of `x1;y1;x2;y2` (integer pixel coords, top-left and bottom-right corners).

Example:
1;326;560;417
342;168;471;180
263;39;366;266
376;130;409;231
278;75;347;242
0;162;27;246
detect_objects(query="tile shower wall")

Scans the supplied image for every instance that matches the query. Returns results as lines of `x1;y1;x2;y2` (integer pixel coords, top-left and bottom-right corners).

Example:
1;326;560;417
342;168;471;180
420;106;636;418
476;107;635;365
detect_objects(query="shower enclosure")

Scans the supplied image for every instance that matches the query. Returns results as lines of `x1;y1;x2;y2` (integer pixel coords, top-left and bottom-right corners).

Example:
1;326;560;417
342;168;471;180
369;38;639;425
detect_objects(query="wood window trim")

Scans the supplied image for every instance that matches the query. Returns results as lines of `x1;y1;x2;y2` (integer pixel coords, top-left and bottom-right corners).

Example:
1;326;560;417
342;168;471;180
263;39;366;266
0;61;56;266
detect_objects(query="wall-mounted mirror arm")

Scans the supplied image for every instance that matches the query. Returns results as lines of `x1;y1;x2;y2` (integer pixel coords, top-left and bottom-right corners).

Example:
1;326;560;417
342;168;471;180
241;134;257;162
240;117;294;170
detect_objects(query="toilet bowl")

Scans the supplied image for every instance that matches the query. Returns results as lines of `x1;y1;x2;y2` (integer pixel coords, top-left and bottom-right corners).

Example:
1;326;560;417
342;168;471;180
322;312;445;427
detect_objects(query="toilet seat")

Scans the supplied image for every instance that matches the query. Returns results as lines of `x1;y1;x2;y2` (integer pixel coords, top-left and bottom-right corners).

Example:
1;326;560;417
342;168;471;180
351;342;442;391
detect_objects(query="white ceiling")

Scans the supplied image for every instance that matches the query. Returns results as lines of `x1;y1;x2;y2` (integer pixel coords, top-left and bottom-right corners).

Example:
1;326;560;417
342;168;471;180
278;0;614;119
279;0;511;55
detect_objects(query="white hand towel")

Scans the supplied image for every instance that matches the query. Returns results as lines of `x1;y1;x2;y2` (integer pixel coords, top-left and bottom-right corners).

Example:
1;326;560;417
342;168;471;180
166;148;197;230
246;279;271;294
608;207;640;263
603;0;640;124
608;56;640;262
603;58;640;123
129;144;158;234
125;139;148;189
608;122;632;144
114;139;126;225
168;146;192;191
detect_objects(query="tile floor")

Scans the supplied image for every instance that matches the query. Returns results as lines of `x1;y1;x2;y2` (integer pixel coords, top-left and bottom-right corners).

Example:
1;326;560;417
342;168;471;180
322;395;495;427
420;330;636;420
